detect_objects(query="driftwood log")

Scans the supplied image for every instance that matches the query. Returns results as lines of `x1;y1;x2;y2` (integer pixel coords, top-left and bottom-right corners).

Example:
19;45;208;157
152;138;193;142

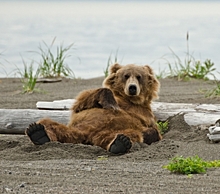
0;100;220;134
0;110;70;134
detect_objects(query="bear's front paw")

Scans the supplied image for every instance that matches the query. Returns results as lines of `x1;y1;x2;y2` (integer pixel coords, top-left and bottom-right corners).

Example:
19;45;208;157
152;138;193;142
98;88;120;111
109;134;132;154
26;123;50;145
101;101;120;111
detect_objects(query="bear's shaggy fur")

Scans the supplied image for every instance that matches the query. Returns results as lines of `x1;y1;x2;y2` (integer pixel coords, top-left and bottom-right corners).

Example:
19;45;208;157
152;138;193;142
26;63;162;154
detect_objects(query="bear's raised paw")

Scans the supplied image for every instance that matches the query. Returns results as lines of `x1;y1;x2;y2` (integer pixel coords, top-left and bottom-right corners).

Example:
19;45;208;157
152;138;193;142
109;134;132;154
97;88;120;111
26;123;50;145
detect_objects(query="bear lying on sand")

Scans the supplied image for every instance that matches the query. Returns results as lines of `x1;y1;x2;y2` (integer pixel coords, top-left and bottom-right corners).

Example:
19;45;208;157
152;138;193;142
26;63;162;154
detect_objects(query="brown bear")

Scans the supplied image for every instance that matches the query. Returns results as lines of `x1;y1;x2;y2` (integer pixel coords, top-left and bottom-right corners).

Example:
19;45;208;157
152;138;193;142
26;63;162;154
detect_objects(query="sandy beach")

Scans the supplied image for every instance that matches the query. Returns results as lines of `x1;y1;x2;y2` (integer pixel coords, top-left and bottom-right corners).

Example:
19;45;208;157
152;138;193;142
1;77;220;193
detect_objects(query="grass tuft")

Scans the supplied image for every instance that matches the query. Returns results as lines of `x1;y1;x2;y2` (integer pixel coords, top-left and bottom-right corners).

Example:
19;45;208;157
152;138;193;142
156;67;168;79
157;120;169;135
104;49;120;78
165;32;216;81
206;79;220;97
163;155;220;175
34;37;75;78
17;58;40;93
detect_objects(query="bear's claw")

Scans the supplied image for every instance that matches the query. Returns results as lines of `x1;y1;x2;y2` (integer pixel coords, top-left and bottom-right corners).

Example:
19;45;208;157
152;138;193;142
26;123;50;145
109;134;132;154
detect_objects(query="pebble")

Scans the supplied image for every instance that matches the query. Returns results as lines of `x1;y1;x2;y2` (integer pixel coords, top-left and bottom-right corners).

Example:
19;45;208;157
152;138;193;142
19;183;25;188
4;187;13;192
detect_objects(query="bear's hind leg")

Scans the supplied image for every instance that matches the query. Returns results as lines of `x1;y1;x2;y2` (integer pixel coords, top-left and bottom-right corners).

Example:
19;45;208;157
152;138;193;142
142;128;162;145
109;134;132;154
93;129;143;154
26;123;50;145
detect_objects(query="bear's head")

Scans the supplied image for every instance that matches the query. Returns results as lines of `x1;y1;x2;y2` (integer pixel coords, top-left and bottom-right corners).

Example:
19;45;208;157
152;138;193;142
103;63;160;104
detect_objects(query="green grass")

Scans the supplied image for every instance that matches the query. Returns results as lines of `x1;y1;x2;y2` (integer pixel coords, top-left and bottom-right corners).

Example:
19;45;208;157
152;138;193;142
157;120;169;135
163;155;220;175
206;79;220;97
34;37;75;78
16;38;75;93
17;59;40;93
104;49;120;78
165;32;216;81
156;67;168;79
97;155;108;161
188;59;215;80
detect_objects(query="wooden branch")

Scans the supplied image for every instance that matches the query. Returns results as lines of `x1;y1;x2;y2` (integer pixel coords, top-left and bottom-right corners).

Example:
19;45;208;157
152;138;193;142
1;101;220;134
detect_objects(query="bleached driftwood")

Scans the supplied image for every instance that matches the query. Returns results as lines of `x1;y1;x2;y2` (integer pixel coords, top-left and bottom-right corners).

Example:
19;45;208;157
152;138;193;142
36;99;76;110
0;109;70;134
1;101;220;134
153;102;220;126
36;77;62;83
207;123;220;142
37;100;220;125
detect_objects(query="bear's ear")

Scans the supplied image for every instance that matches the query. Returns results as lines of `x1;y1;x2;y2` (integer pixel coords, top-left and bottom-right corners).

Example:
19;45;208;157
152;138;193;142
143;65;160;100
109;63;122;74
102;63;121;88
144;65;154;75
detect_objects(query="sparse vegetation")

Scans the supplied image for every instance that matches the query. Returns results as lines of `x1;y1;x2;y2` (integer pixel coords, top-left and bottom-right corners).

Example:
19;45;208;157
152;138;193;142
206;79;220;97
97;155;108;161
157;120;169;135
104;50;120;78
188;59;215;80
13;38;76;93
156;67;168;79
34;37;75;78
163;155;220;175
17;59;40;93
165;32;216;81
1;34;219;97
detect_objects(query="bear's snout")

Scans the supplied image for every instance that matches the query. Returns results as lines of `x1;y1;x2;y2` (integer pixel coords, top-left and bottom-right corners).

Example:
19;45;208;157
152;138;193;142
123;75;141;96
128;84;137;95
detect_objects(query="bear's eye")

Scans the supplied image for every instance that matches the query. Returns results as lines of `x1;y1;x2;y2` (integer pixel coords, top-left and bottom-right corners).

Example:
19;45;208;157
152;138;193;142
136;75;141;81
124;74;130;80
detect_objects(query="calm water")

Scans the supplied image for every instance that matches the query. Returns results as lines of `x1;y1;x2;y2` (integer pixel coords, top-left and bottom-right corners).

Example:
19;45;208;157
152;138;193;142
0;0;220;79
